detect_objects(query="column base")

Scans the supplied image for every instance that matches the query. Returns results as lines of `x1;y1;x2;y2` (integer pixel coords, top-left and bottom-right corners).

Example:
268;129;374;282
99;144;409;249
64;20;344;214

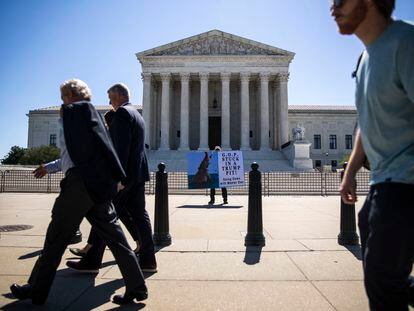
259;147;272;151
153;233;172;247
244;233;266;246
240;146;252;151
178;146;190;151
337;232;359;246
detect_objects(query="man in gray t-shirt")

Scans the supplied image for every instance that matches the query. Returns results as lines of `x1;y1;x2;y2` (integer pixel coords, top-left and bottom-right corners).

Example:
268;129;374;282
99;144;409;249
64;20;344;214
331;0;414;310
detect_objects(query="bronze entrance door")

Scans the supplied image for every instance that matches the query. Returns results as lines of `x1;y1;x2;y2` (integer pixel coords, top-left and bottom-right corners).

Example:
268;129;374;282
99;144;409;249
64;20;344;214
208;117;221;150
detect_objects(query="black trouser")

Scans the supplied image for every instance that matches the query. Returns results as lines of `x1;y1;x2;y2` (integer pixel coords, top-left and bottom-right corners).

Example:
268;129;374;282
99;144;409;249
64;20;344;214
83;182;156;267
358;182;414;311
210;188;227;202
86;189;141;245
27;169;145;303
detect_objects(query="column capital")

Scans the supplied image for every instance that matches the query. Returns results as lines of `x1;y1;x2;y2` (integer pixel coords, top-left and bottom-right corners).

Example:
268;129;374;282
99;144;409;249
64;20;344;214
277;72;290;82
273;77;280;87
180;72;191;82
220;72;231;81
199;72;209;82
160;72;171;82
240;72;251;83
141;72;152;82
259;72;271;82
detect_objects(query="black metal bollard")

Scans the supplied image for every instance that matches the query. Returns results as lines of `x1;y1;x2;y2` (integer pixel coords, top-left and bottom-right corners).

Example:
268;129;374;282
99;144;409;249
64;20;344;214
0;171;4;193
245;162;266;246
153;163;172;246
338;162;359;245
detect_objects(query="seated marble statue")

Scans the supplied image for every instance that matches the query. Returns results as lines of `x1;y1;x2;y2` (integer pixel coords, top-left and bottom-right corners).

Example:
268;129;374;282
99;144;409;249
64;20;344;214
292;124;305;141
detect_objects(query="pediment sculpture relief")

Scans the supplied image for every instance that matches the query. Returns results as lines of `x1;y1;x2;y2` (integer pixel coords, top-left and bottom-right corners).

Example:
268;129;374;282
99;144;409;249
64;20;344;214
148;36;281;56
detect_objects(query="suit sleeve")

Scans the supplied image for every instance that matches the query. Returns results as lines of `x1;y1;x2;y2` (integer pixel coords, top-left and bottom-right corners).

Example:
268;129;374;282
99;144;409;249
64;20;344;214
110;107;132;175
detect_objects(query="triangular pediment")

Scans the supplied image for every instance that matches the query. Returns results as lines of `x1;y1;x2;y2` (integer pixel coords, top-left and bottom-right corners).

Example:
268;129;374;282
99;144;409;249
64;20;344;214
136;30;294;58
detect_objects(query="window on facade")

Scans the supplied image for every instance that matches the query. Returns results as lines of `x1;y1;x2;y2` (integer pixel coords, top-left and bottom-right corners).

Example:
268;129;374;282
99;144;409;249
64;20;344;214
329;135;337;149
331;160;338;167
315;160;322;168
49;134;57;147
313;134;321;149
345;134;353;149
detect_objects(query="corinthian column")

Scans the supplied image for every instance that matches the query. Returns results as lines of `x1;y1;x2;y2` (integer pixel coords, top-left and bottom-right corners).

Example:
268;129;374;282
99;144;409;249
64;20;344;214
221;72;231;149
141;72;152;148
240;73;251;150
199;72;209;150
277;72;289;147
178;73;190;150
260;72;271;150
159;73;171;150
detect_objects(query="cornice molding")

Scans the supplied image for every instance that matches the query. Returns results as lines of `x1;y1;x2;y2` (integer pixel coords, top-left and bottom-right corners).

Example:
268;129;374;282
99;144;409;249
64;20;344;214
136;29;295;60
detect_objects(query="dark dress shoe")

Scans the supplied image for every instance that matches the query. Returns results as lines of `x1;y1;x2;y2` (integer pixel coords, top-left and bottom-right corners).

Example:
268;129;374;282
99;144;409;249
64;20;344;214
10;283;31;300
69;248;87;257
140;263;158;273
112;290;148;305
66;260;99;273
10;283;45;305
208;200;215;205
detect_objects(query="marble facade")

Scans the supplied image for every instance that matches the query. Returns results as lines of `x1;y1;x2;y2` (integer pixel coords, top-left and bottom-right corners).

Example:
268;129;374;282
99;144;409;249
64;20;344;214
27;105;357;170
25;31;358;171
136;30;294;151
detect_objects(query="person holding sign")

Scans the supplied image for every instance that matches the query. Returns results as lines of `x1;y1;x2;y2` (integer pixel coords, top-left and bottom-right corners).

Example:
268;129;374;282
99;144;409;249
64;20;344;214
209;146;228;205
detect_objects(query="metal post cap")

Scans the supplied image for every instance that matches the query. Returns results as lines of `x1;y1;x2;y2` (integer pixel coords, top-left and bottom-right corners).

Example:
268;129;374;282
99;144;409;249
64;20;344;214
158;162;166;172
251;162;259;171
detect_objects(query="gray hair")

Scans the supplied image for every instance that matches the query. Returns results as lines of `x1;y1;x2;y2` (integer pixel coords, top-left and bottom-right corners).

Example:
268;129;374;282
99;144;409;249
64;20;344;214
60;79;92;101
107;83;130;98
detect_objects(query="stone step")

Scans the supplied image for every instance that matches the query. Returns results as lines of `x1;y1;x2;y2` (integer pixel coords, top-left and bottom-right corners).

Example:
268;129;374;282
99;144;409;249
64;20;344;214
146;150;298;172
147;150;287;160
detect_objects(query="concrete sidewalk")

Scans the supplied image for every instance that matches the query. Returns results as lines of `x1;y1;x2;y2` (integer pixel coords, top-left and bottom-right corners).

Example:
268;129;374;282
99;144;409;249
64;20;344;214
0;193;411;310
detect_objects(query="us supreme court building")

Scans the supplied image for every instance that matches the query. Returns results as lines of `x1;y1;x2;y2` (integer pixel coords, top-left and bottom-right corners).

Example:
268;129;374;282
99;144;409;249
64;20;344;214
27;30;357;171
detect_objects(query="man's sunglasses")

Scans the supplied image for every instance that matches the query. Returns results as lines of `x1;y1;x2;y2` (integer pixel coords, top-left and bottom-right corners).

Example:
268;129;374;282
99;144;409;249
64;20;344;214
331;0;346;8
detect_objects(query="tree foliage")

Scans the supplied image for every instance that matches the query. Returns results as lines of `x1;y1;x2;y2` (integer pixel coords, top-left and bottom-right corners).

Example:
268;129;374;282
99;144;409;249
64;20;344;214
339;154;350;165
1;146;26;164
19;146;60;165
1;145;60;165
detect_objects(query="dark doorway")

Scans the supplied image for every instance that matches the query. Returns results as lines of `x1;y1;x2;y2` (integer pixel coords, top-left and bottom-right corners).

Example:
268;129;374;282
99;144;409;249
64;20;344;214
208;117;221;150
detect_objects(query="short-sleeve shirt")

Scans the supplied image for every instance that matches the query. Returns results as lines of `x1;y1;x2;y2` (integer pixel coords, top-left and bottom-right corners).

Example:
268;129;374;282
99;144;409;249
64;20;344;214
356;20;414;185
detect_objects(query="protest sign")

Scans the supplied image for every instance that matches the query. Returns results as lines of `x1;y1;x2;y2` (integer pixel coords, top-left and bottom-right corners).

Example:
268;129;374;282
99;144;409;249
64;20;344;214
218;151;245;187
187;151;244;189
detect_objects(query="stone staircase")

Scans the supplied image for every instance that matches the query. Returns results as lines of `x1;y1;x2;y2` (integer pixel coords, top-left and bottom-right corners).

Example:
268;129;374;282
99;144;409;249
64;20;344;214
146;150;307;172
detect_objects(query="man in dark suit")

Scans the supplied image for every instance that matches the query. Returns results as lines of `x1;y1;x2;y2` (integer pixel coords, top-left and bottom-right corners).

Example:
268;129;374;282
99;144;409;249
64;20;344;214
67;83;157;273
9;79;147;305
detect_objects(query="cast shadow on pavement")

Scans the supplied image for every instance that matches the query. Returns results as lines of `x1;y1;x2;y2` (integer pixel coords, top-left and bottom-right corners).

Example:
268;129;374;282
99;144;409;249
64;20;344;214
2;275;146;310
61;278;146;311
177;204;243;209
243;246;264;265
345;244;363;261
64;257;156;279
18;249;42;260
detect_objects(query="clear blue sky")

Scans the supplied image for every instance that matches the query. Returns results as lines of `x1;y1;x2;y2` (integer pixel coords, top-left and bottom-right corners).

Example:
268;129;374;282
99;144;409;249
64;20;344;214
0;0;413;159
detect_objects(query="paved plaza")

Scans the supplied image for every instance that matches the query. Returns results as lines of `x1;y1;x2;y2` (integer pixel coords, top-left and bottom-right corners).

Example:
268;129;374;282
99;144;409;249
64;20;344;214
0;193;412;310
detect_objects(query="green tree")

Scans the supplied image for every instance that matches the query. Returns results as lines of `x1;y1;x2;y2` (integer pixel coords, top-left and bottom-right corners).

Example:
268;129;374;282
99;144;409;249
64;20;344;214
19;145;60;165
1;146;26;164
339;154;350;166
